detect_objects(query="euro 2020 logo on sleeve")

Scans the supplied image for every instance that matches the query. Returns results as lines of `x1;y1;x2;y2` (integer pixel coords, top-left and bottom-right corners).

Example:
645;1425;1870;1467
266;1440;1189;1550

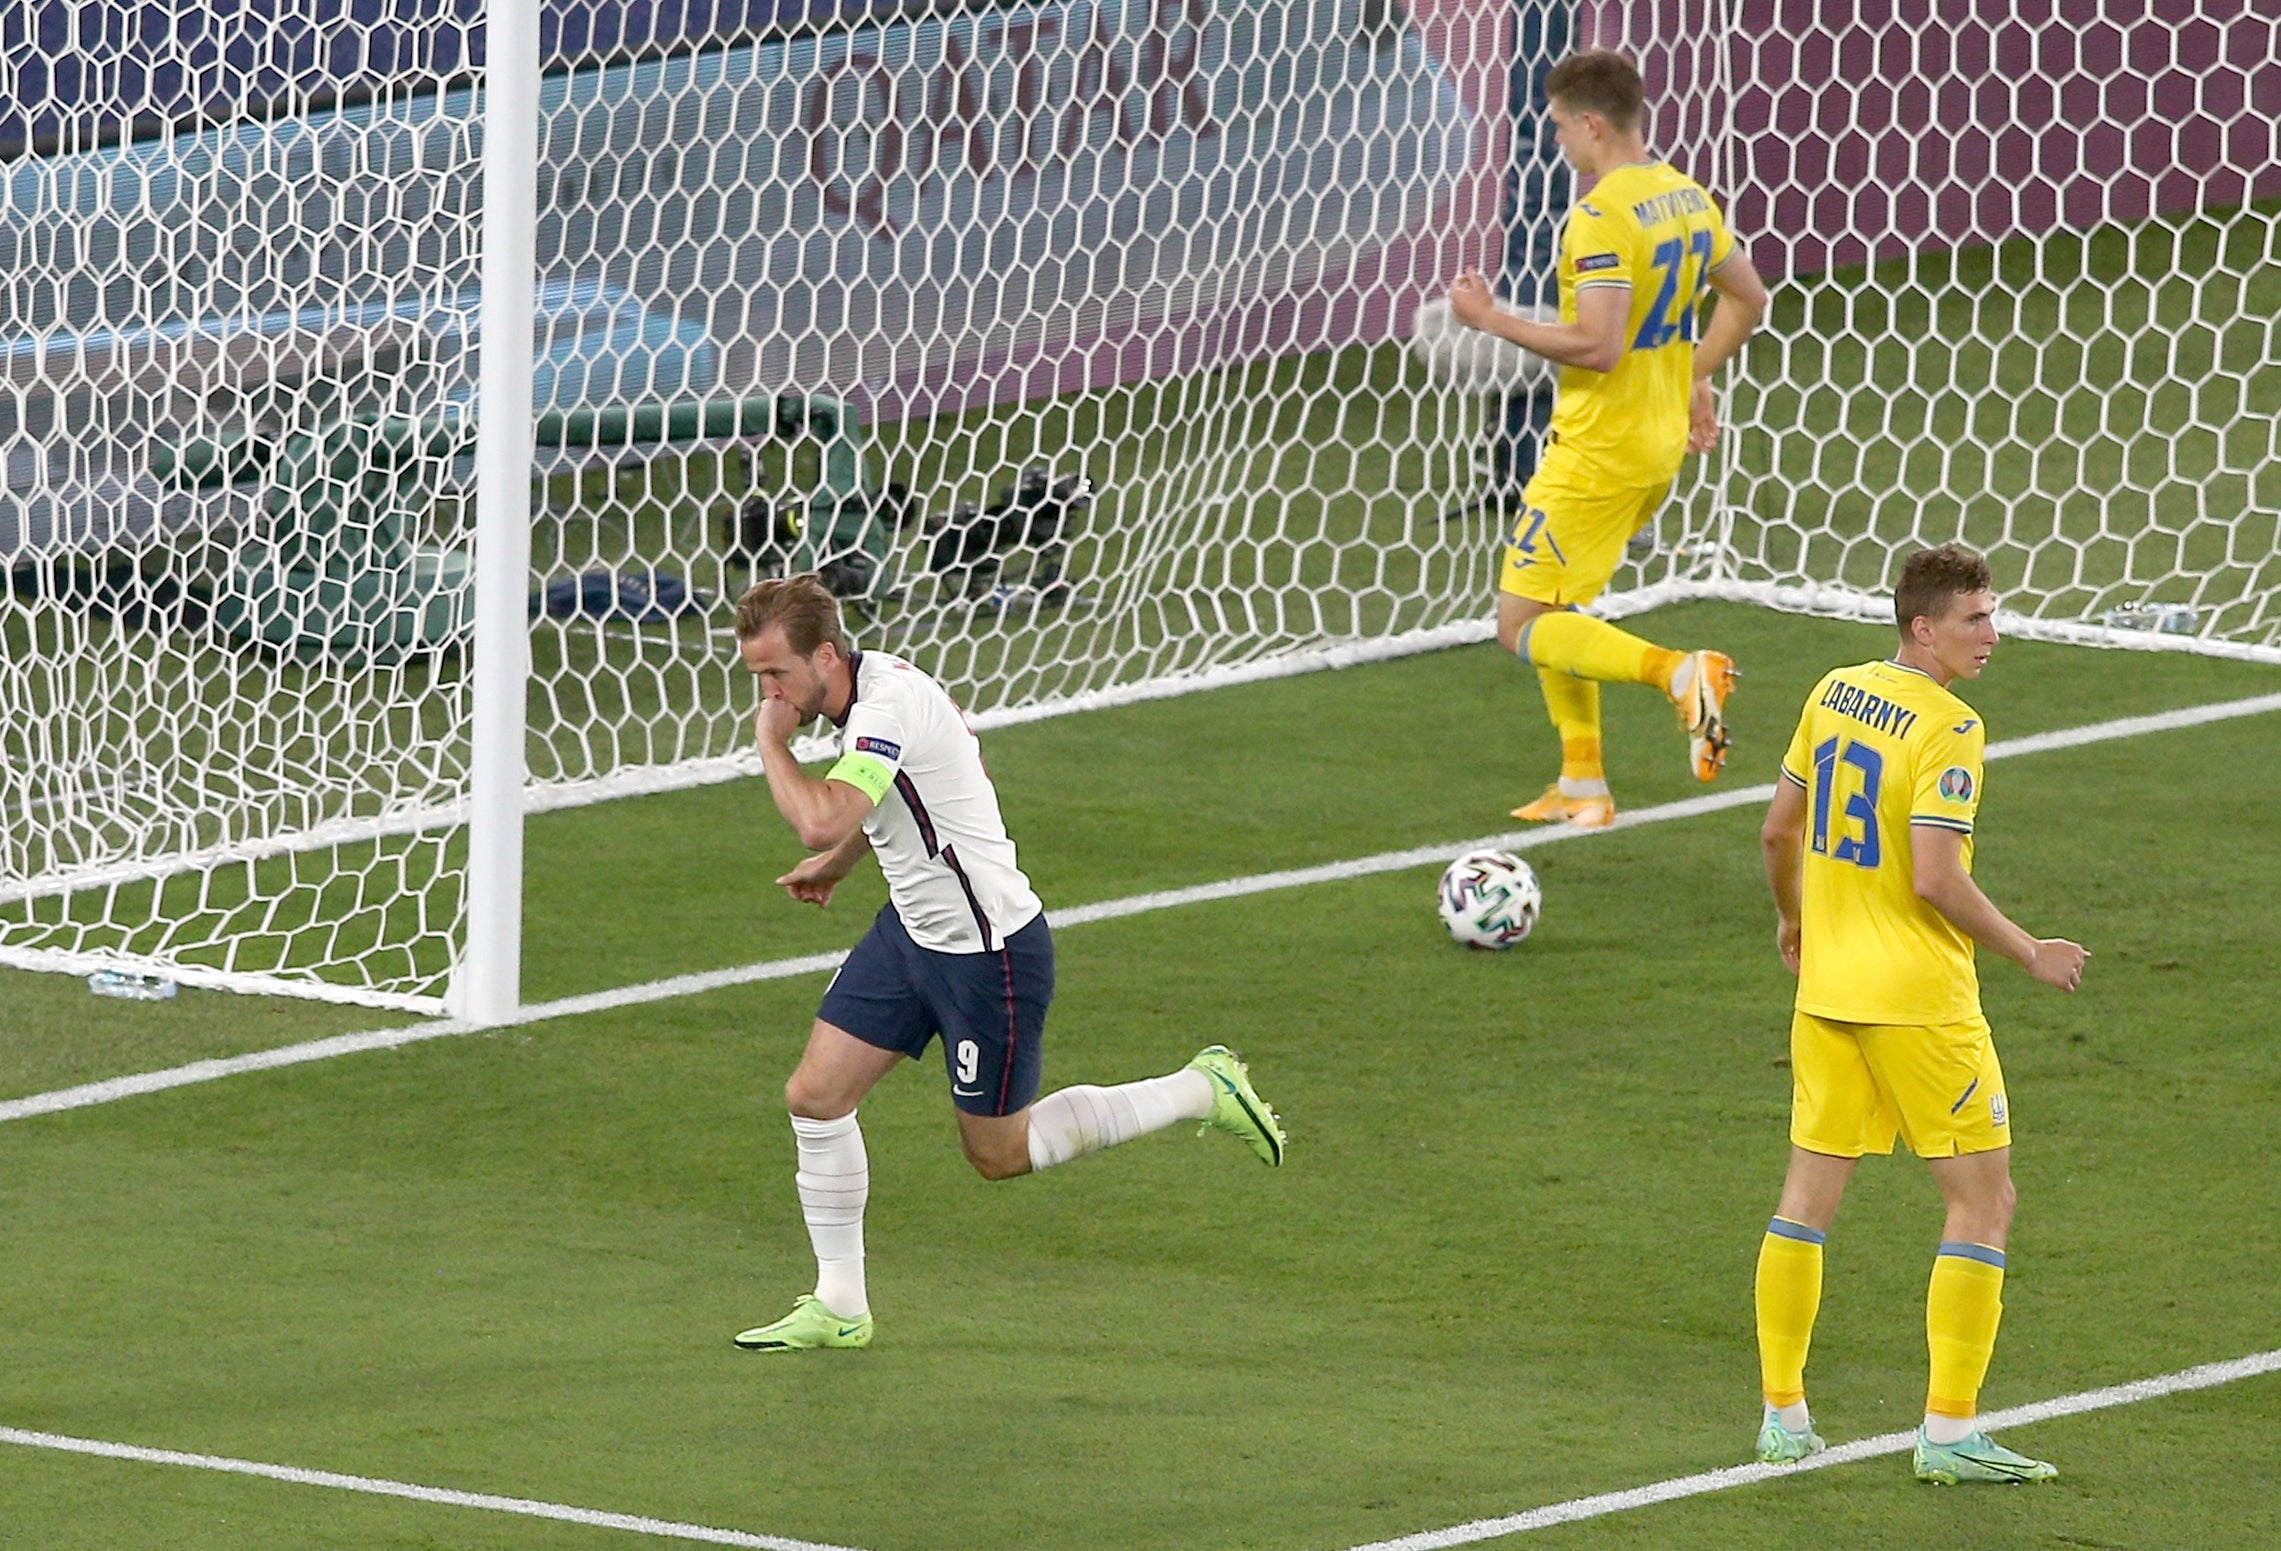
1938;766;1975;803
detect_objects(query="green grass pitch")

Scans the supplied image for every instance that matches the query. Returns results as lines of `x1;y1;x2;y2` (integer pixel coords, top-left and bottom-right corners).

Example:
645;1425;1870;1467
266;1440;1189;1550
4;601;2280;1549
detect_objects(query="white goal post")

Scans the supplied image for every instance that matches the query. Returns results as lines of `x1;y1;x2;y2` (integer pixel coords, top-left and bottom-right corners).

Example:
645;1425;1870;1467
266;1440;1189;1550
1;0;2274;1014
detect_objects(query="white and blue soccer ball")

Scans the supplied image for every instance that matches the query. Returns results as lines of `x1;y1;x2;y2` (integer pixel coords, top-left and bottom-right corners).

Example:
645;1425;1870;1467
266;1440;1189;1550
1436;848;1543;950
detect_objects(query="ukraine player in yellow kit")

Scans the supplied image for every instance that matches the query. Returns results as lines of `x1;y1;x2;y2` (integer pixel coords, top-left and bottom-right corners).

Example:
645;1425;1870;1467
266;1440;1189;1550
1754;545;2089;1483
1449;50;1768;828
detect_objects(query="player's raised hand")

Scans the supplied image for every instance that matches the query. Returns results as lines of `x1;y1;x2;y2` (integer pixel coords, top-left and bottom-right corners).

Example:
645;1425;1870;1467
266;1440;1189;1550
776;852;848;908
1687;377;1720;453
1449;270;1497;331
753;691;804;749
2026;937;2090;992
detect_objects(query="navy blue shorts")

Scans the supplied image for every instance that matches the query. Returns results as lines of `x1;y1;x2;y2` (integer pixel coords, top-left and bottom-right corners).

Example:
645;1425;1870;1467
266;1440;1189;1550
817;904;1054;1116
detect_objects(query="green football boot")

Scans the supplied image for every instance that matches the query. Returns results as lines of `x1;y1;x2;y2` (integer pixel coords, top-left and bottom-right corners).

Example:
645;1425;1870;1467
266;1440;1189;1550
1913;1427;2058;1485
732;1294;873;1353
1755;1411;1827;1464
1187;1045;1286;1166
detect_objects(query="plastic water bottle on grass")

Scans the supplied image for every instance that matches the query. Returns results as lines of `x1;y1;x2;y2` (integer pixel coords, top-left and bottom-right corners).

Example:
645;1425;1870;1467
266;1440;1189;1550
87;970;177;1001
2099;602;2200;634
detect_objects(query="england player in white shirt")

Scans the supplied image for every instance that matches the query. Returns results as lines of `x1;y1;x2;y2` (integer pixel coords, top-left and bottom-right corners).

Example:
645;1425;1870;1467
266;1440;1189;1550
729;575;1287;1352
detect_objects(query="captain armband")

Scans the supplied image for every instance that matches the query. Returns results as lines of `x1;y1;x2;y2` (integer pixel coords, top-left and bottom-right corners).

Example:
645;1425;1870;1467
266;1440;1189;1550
825;752;895;804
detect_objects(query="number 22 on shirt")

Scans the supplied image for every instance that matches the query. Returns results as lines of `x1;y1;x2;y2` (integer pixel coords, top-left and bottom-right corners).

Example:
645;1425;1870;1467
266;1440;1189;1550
1633;228;1716;352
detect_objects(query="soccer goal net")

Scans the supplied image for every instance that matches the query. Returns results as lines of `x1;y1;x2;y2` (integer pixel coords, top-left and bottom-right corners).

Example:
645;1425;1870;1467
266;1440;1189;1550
1;0;2273;1012
1612;0;2281;656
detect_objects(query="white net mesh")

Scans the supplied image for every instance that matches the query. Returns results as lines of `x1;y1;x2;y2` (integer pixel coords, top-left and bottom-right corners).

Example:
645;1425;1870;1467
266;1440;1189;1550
2;0;2274;1008
1605;0;2281;650
1;11;485;1007
514;0;1512;793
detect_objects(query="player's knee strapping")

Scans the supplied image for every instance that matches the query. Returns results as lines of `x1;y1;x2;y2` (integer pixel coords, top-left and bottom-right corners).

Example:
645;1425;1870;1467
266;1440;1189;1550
1755;1216;1825;1408
1926;1242;2006;1418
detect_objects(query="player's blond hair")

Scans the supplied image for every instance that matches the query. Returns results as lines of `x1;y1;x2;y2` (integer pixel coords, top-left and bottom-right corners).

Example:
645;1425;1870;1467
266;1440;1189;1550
1894;544;1993;634
1544;50;1646;133
733;573;849;656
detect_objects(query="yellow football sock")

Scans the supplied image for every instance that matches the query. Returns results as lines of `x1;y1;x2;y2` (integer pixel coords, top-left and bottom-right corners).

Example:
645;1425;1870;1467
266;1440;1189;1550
1755;1218;1825;1409
1926;1243;2006;1419
1534;668;1604;785
1520;610;1686;691
1560;736;1603;785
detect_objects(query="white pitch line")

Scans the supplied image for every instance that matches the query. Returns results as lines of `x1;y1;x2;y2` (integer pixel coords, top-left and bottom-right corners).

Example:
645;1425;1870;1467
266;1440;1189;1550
5;1346;2277;1551
0;1022;483;1125
0;1426;862;1551
1335;1345;2281;1551
4;690;2279;1130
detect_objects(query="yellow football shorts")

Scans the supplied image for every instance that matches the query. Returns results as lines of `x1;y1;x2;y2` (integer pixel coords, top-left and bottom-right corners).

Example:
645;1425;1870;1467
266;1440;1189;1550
1788;1010;2012;1159
1497;459;1670;607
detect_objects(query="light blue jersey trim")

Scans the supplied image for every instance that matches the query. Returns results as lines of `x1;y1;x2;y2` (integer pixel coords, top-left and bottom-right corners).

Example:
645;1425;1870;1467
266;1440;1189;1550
1937;1241;2007;1269
1767;1217;1827;1246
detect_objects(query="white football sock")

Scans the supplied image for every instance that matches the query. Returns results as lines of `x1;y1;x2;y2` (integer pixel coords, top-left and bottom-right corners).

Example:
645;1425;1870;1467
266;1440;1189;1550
1025;1070;1213;1172
790;1111;869;1319
1770;1400;1812;1432
1922;1412;1977;1445
1668;652;1697;702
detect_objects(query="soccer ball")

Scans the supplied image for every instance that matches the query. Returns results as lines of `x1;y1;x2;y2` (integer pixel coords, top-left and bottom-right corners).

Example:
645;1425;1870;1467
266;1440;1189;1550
1405;297;1559;396
1436;848;1543;949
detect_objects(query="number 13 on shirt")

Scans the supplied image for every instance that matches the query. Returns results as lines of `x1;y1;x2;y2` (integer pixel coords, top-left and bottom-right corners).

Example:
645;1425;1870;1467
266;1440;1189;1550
1810;735;1883;868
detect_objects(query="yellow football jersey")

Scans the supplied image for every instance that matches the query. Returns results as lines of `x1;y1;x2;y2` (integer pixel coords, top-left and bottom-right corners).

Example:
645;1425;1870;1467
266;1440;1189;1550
1779;660;1989;1026
1548;162;1736;486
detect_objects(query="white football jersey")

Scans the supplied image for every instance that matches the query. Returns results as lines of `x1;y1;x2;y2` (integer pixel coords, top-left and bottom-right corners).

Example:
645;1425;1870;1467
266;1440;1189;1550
828;650;1042;953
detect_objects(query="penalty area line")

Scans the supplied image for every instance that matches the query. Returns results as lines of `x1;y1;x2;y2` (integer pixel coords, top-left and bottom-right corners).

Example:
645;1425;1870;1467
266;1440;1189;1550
3;689;2278;1130
0;1425;866;1551
1337;1345;2281;1551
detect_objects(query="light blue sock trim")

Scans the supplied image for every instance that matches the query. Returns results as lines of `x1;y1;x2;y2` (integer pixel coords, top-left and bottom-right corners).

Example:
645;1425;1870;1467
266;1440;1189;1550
1767;1216;1826;1246
1936;1240;2007;1269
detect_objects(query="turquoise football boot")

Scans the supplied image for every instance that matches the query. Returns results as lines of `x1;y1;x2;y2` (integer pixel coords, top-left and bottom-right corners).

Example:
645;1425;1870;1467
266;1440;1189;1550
1756;1410;1827;1464
1913;1427;2058;1484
